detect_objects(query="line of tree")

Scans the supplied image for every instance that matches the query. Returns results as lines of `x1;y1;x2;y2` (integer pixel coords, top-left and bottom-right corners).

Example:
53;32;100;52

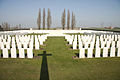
1;22;10;31
61;9;76;30
37;8;52;30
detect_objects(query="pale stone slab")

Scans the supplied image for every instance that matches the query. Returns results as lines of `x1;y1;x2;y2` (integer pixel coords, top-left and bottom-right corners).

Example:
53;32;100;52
110;47;115;57
79;41;83;49
19;48;25;58
101;41;106;48
73;41;77;49
29;41;33;49
84;42;88;49
0;42;4;49
23;43;28;49
87;48;93;58
106;41;110;48
11;48;17;58
90;42;94;49
96;41;100;48
35;41;39;50
111;41;115;47
69;39;73;45
117;41;120;48
117;48;120;57
79;48;85;58
6;42;10;49
40;41;43;45
27;48;33;58
103;47;108;57
2;48;8;58
95;48;101;58
17;42;22;49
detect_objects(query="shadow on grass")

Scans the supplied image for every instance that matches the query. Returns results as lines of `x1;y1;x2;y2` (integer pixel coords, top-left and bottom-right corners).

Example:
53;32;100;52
75;53;79;57
38;51;52;80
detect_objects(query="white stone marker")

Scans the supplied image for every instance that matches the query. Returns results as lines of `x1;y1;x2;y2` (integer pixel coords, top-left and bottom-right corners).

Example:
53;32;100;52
29;41;33;49
2;48;8;58
111;41;115;47
103;47;108;57
87;48;93;58
40;41;43;45
19;48;25;58
35;41;39;50
117;48;120;57
17;42;22;49
95;48;101;58
79;41;83;49
79;48;85;58
101;41;105;48
96;41;99;48
27;48;33;58
110;47;115;57
24;43;28;49
106;41;110;48
73;41;77;49
6;42;10;49
117;41;120;48
0;42;4;49
11;48;17;58
69;39;73;45
84;42;88;49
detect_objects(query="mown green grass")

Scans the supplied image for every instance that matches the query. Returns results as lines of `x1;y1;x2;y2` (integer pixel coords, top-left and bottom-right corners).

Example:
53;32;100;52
0;37;120;80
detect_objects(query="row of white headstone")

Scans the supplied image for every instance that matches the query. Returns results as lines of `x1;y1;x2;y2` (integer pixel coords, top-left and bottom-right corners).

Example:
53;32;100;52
1;48;33;58
65;34;120;58
0;35;47;58
79;47;120;58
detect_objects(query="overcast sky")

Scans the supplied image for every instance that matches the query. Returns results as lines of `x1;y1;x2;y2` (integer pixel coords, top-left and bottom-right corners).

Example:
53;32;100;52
0;0;120;28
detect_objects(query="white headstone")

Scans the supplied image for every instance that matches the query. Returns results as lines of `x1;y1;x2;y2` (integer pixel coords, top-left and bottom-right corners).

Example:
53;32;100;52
73;41;77;49
17;42;22;49
79;48;85;58
11;48;17;58
117;41;120;48
101;41;106;48
106;41;110;48
29;40;33;49
27;48;33;58
79;41;83;49
35;41;39;50
117;48;120;57
2;48;8;58
84;42;88;49
40;40;43;45
19;48;25;58
95;48;101;58
23;43;28;49
87;48;93;58
69;39;73;45
103;47;108;57
111;41;115;47
96;41;100;48
110;47;115;57
6;42;10;49
0;42;4;49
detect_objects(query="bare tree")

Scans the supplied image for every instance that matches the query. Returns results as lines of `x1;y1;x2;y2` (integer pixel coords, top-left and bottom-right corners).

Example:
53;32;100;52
71;12;75;30
61;9;66;30
67;9;70;30
43;8;45;30
37;8;41;30
47;8;52;30
2;22;10;31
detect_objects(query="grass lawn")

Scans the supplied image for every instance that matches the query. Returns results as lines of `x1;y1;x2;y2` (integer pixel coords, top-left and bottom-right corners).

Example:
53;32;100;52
0;37;120;80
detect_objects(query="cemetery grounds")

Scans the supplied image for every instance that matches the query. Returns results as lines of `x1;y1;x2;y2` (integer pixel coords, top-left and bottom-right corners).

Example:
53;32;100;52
0;33;120;80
